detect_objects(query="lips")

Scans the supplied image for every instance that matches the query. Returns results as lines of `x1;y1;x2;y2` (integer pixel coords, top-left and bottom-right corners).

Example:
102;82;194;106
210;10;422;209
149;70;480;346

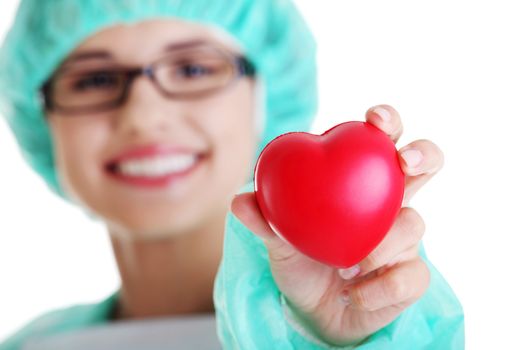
105;144;206;187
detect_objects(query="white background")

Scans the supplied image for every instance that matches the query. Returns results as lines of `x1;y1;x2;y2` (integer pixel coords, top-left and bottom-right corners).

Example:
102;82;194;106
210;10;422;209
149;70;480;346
1;1;524;348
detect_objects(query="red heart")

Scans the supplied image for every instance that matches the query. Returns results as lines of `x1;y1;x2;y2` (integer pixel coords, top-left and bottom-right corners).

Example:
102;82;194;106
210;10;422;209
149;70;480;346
254;121;405;268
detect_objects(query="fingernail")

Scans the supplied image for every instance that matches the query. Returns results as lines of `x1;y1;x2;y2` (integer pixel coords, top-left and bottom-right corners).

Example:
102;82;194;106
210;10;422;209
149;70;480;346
339;289;352;306
401;149;423;169
371;106;391;122
338;265;361;280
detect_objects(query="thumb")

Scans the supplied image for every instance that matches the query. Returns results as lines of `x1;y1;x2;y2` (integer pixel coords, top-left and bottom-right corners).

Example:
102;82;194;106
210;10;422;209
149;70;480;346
231;192;296;256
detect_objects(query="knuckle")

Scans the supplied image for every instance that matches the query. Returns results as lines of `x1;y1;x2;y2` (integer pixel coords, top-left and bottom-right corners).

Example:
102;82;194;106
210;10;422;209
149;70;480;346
267;241;298;264
350;286;370;310
269;250;295;264
408;259;431;301
400;207;426;241
361;249;383;272
383;272;408;301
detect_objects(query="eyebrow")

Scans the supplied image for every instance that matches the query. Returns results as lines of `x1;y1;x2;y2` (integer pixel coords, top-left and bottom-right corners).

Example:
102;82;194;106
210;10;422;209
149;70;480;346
163;39;212;52
64;51;112;65
64;39;216;66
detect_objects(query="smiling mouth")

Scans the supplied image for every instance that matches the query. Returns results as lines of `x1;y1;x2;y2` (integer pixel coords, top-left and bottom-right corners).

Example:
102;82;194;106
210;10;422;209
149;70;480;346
105;153;207;187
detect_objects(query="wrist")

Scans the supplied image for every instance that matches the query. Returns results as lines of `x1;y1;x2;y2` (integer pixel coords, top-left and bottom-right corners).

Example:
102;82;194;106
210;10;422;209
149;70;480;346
280;293;367;349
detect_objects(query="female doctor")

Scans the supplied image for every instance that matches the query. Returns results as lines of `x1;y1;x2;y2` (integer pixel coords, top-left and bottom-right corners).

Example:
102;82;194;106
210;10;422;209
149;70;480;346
0;0;463;348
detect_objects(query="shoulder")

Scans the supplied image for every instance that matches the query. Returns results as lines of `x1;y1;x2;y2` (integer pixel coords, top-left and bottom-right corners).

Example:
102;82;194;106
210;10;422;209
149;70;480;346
0;293;118;350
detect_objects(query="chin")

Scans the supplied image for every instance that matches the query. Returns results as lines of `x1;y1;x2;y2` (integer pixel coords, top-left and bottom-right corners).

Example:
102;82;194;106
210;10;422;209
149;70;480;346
105;215;198;240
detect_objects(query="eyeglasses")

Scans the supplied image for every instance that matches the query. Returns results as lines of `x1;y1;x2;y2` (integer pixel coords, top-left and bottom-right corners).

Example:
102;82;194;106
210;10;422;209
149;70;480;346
40;45;256;115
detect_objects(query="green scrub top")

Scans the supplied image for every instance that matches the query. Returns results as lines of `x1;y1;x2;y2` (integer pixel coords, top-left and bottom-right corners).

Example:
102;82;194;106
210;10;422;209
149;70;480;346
0;293;118;350
1;242;465;350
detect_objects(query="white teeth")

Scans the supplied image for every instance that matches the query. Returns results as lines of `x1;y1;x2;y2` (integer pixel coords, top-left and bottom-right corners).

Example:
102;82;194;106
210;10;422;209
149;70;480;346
117;154;198;177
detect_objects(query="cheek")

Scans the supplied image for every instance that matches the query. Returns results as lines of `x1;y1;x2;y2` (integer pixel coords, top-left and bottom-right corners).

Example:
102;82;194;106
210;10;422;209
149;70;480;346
198;84;258;183
212;90;257;158
49;118;110;197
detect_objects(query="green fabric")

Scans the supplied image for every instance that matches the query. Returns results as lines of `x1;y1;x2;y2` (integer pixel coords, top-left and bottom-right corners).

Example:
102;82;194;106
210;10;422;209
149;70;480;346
213;182;465;349
0;293;118;350
0;0;318;199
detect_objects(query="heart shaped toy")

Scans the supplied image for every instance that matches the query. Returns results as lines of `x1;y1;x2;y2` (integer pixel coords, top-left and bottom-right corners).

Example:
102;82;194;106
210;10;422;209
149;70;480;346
254;121;405;268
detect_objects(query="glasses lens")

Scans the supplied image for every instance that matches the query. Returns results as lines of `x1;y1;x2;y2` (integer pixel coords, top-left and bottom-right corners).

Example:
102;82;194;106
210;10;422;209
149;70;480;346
155;48;235;96
52;69;126;110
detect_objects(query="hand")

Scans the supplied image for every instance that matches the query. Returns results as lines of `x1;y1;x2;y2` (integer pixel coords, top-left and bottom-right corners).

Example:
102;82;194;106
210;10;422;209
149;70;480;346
231;105;444;346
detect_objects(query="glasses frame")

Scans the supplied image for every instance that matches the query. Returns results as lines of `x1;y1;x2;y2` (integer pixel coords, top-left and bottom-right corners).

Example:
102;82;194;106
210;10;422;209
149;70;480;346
40;45;256;115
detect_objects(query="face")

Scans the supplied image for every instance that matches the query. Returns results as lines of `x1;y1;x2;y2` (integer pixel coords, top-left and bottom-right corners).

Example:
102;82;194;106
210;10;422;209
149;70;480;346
47;19;259;239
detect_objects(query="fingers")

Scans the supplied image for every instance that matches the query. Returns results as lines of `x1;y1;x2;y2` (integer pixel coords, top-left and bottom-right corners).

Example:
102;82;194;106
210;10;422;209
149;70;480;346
398;139;445;206
231;192;276;241
230;192;294;254
366;105;445;205
341;258;430;312
338;207;425;279
365;105;404;144
399;139;444;176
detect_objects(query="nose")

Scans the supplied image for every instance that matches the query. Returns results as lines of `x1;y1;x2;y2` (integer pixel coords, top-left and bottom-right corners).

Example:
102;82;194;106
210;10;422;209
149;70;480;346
114;74;177;138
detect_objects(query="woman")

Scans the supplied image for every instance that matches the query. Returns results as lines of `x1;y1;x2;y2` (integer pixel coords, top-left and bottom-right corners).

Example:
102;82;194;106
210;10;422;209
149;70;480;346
0;0;464;348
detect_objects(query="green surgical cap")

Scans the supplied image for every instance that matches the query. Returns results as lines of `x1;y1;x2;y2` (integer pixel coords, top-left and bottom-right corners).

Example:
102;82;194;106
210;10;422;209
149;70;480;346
0;0;318;199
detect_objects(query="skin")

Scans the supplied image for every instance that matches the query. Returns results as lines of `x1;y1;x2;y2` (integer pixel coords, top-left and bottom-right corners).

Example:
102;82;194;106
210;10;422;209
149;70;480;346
46;17;443;345
232;104;444;345
47;19;258;318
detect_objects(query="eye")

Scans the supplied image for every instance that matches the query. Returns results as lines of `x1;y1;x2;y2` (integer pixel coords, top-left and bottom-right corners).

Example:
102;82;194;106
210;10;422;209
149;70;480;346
72;71;120;91
176;64;213;78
